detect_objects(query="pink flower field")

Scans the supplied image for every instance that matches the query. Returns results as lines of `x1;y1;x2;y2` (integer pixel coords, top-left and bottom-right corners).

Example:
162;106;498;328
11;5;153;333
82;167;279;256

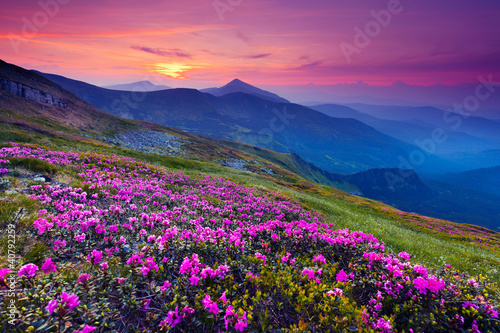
0;144;499;332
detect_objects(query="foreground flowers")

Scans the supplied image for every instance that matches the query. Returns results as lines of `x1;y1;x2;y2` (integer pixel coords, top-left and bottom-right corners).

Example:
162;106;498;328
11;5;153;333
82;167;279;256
0;144;498;332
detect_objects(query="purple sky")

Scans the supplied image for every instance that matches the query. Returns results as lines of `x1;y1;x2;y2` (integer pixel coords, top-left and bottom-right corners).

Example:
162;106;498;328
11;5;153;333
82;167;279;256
1;0;499;91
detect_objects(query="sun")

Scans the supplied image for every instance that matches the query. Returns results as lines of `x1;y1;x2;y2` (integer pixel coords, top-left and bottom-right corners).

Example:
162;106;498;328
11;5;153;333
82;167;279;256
154;63;197;79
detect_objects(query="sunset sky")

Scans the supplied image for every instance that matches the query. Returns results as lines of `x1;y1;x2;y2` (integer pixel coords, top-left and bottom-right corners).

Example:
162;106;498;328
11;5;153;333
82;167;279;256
1;0;499;89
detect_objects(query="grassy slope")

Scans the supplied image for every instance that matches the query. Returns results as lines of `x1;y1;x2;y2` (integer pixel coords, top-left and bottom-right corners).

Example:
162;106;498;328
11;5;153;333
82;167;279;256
1;115;499;282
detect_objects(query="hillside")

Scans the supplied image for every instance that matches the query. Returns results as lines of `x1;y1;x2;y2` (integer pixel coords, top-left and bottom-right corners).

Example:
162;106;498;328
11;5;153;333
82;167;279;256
1;61;500;332
36;70;441;175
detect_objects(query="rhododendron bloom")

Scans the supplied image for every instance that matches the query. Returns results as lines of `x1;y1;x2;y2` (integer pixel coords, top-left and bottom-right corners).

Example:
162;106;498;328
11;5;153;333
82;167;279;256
41;258;57;273
326;288;343;297
61;292;80;311
202;294;219;314
336;269;348;283
75;325;97;333
312;254;326;265
160;280;172;291
376;318;392;332
189;275;200;286
78;273;90;284
45;299;59;314
0;268;11;280
398;251;411;261
218;291;228;305
18;263;38;278
117;277;127;284
413;277;428;294
141;299;151;311
87;250;102;265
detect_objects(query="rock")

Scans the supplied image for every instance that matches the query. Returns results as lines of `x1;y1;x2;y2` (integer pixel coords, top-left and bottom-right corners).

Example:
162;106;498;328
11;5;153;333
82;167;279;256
0;78;68;108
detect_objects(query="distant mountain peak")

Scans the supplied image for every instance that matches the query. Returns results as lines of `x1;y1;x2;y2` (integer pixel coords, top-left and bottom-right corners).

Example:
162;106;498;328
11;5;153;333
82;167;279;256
104;80;171;92
201;79;290;103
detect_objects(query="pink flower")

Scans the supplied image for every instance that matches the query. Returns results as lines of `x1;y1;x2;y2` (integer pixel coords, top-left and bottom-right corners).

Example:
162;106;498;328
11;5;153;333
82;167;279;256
202;294;219;314
326;288;343;297
413;277;428;294
413;265;428;277
255;252;267;265
87;250;102;265
117;277;127;284
189;275;200;286
218;291;228;305
426;275;445;293
0;268;12;280
41;258;57;274
33;218;53;235
160;280;172;291
312;254;326;265
224;305;236;330
376;318;392;332
235;311;248;332
336;269;348;283
140;299;151;311
398;251;411;261
100;261;109;271
74;233;86;243
45;299;59;314
18;263;38;278
78;273;91;284
61;292;80;311
75;325;96;333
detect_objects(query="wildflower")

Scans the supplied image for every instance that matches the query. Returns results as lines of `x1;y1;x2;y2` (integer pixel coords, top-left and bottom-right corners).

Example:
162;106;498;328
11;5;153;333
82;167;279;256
78;273;91;284
218;291;228;305
33;218;53;235
18;263;38;278
224;305;236;329
336;269;348;283
0;268;12;280
86;250;102;265
100;261;109;271
398;251;411;261
74;233;86;243
41;258;57;274
235;311;248;332
160;280;172;291
117;277;127;284
413;277;428;294
189;275;200;286
312;254;326;265
426;275;445;293
140;299;151;311
75;325;97;333
376;318;392;332
413;265;428;277
45;299;59;314
202;294;219;315
255;252;267;265
326;288;343;297
61;292;80;311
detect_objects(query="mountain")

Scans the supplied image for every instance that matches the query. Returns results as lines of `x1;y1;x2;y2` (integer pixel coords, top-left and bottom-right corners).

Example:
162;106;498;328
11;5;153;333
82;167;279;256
346;103;500;147
431;166;500;197
311;104;499;156
201;78;290;103
104;80;171;91
35;71;439;174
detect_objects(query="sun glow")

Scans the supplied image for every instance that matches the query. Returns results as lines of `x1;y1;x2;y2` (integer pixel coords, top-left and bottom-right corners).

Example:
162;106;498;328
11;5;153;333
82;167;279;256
154;63;198;79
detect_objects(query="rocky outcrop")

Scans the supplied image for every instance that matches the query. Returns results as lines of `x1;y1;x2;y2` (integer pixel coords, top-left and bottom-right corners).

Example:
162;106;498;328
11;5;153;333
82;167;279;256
0;78;67;108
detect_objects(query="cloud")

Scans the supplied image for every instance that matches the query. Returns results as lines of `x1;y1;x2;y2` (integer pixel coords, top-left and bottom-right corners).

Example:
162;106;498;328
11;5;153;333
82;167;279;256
242;53;271;59
289;61;323;71
130;46;192;59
